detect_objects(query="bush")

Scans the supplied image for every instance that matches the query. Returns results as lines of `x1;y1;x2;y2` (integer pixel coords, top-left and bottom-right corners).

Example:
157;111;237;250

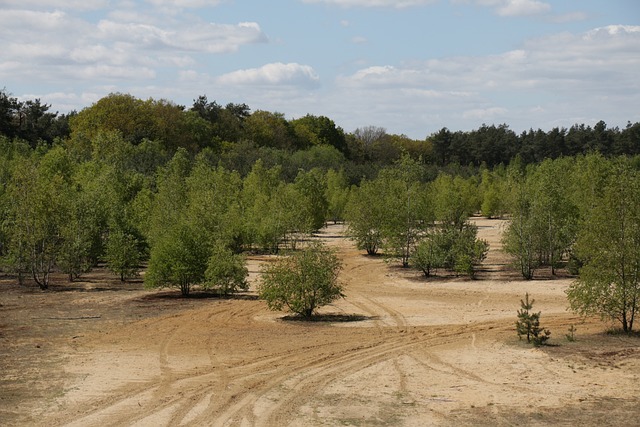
411;222;488;278
203;244;248;296
259;241;343;318
145;224;208;297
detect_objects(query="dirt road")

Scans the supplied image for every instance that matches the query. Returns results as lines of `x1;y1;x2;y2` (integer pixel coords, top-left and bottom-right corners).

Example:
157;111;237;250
2;218;639;426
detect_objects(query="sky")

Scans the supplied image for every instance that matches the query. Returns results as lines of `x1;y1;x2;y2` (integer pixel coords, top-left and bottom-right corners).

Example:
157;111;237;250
1;0;639;139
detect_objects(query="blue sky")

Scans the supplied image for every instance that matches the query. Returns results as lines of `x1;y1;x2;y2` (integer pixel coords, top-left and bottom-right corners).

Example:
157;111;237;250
1;0;638;138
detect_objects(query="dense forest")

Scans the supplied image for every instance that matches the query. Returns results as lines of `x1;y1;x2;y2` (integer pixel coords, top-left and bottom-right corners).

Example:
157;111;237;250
2;88;640;330
2;89;640;179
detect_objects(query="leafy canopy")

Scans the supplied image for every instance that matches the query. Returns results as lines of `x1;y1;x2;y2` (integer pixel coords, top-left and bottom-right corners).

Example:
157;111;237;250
259;241;343;318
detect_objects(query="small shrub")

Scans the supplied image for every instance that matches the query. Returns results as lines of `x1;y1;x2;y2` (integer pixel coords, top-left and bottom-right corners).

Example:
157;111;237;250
516;293;551;346
259;241;343;319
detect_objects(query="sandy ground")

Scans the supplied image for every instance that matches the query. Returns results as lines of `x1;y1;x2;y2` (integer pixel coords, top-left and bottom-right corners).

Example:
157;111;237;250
2;218;640;426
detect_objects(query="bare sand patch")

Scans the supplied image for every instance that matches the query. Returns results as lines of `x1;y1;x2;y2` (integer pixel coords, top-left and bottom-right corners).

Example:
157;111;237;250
2;218;639;426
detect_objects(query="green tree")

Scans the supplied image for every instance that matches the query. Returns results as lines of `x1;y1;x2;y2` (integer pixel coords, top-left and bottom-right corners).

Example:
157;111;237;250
57;193;103;281
412;222;488;278
185;157;243;249
345;179;386;255
411;230;446;277
291;114;348;154
203;244;248;296
105;228;141;281
516;293;551;346
70;93;199;154
241;160;293;253
430;173;479;230
244;110;296;149
502;166;539;279
451;223;489;278
3;150;70;288
567;161;640;332
479;167;507;219
145;223;208;297
378;154;432;267
275;182;315;250
148;148;191;246
528;158;578;274
259;241;343;318
294;168;328;231
430;127;452;166
325;169;350;224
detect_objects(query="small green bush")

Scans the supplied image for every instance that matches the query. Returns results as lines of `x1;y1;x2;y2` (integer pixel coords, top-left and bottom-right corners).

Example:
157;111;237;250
516;293;551;346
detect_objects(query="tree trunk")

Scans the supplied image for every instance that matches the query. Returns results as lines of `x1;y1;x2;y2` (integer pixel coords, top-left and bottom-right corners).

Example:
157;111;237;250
181;282;190;297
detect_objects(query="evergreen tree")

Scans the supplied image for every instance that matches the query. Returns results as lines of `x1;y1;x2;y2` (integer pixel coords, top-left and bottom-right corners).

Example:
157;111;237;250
516;293;551;346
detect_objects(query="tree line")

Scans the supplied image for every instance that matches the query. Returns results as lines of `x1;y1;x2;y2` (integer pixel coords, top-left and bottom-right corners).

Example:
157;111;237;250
1;89;640;330
2;89;639;175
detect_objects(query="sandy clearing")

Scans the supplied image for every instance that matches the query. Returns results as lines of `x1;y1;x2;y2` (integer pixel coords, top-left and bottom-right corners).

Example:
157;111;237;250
2;218;639;426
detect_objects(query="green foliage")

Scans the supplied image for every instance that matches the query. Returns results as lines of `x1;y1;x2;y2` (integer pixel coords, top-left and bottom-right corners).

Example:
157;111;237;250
411;232;446;277
244;110;297;149
345;180;385;255
325;169;350;224
57;193;103;281
430;173;479;230
516;293;551;346
145;224;208;297
148;148;191;246
185;158;243;249
3;152;70;288
69;93;201;154
203;244;248;296
452;225;490;278
479;167;507;218
105;228;141;282
411;222;488;278
237;164;324;253
346;154;432;265
241;160;284;252
378;154;432;267
502;171;538;279
294;168;328;231
3;89;640;315
528;158;578;274
290;114;348;154
259;241;343;318
288;144;347;179
567;160;640;332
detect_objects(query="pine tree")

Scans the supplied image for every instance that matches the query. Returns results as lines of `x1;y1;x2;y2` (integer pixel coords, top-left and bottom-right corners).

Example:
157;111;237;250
516;293;551;346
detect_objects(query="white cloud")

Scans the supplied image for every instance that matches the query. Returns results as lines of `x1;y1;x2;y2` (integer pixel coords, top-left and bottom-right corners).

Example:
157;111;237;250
0;0;109;10
145;0;225;7
455;0;551;17
302;0;437;8
0;3;267;86
332;24;640;135
0;9;83;33
463;106;508;120
343;25;640;96
94;20;265;53
495;0;550;17
549;11;587;23
217;63;320;88
71;65;157;81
